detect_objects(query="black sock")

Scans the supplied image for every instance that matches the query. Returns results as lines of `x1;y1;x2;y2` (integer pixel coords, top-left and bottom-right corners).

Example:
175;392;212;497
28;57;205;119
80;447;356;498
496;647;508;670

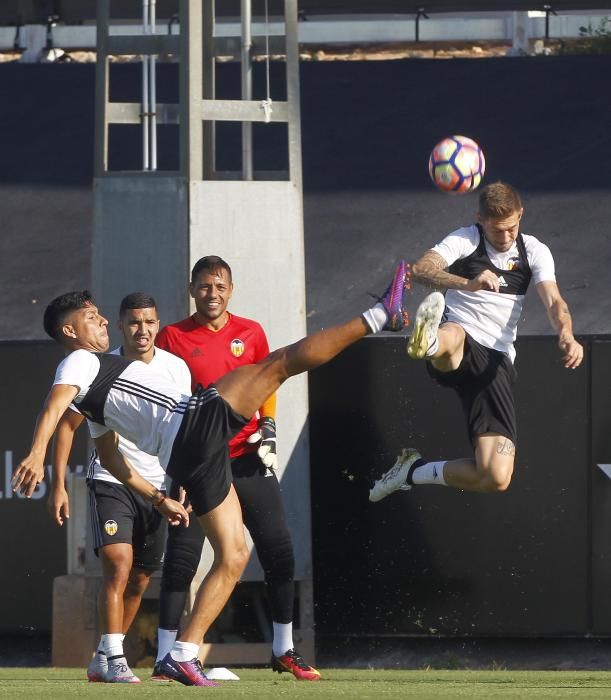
406;458;425;486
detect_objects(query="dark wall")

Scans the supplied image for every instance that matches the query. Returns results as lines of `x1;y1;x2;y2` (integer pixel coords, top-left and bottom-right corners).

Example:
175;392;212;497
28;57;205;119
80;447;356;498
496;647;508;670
591;340;611;634
309;336;609;637
0;342;89;634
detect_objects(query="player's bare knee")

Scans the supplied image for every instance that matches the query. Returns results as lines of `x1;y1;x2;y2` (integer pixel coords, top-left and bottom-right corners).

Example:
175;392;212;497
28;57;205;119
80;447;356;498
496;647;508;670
481;471;512;492
126;569;152;596
475;460;514;492
222;544;248;582
101;554;132;585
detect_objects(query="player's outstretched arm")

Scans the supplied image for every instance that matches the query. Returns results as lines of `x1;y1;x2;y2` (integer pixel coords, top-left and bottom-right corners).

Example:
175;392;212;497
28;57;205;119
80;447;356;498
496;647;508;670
48;409;85;526
13;383;80;498
413;250;499;292
536;280;584;369
94;431;189;527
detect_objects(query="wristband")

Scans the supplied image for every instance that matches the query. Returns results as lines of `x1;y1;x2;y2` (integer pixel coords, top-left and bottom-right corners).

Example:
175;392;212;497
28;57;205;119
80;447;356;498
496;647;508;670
152;490;166;508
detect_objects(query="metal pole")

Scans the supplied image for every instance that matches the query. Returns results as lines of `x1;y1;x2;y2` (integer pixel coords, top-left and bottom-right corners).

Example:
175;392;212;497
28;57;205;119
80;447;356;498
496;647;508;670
94;0;111;175
285;0;302;191
543;5;557;42
180;0;203;181
415;9;428;43
142;0;150;171
150;0;158;171
202;0;216;180
241;0;253;181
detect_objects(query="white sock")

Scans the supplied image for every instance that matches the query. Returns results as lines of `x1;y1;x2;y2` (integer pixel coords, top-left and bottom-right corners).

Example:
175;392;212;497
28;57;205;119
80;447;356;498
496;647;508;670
170;641;200;662
101;633;124;659
95;637;105;656
425;337;439;357
362;303;388;334
156;628;178;662
272;622;294;657
412;461;447;486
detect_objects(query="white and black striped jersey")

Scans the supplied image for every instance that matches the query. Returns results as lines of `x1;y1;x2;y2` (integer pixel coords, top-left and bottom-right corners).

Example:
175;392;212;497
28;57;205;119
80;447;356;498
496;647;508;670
432;224;556;361
53;348;202;469
78;346;192;489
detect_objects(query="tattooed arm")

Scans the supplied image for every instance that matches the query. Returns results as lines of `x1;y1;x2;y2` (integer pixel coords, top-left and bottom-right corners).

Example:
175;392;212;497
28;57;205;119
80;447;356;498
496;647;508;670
536;280;583;369
413;250;501;293
496;438;516;457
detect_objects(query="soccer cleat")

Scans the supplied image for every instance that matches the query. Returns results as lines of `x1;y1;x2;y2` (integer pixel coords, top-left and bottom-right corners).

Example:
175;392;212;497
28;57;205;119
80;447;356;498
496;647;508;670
407;291;445;359
369;448;423;502
86;652;108;682
104;658;141;683
271;648;321;681
151;662;173;682
157;653;219;687
381;260;410;332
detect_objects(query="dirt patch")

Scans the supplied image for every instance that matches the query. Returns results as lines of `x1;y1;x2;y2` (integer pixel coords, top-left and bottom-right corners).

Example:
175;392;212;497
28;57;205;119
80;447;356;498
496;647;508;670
0;38;588;63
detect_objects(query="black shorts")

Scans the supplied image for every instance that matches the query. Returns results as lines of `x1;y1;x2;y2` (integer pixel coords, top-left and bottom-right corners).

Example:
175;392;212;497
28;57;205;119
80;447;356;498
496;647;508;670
426;332;517;444
87;479;167;570
166;387;249;517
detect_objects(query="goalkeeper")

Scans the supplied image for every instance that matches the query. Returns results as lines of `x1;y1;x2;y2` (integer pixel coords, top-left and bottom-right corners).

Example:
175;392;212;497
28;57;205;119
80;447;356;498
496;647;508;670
154;255;319;681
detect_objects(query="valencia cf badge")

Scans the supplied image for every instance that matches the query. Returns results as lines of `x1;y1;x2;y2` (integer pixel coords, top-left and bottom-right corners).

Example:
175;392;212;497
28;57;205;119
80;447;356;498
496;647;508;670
104;519;118;536
507;257;521;271
230;339;245;357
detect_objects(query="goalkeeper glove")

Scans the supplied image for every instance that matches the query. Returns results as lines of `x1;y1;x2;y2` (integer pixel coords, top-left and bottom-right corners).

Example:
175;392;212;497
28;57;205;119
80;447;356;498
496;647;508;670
247;416;278;470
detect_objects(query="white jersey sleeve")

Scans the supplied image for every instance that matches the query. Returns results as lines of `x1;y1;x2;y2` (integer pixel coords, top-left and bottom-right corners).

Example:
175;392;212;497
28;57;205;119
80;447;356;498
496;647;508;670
56;353;110;437
431;225;479;266
54;349;100;399
523;234;556;285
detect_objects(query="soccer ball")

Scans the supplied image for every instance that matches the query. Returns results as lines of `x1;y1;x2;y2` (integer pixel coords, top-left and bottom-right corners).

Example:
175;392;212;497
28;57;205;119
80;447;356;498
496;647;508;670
428;135;485;194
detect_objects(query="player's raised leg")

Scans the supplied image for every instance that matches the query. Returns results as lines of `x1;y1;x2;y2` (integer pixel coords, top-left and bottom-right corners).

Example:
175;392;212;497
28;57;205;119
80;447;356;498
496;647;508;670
217;261;409;421
370;432;515;502
442;434;515;492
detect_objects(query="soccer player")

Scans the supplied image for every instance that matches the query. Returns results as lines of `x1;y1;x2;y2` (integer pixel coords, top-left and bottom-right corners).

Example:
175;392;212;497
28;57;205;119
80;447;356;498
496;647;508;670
370;182;583;502
13;260;408;687
48;292;191;683
153;256;318;681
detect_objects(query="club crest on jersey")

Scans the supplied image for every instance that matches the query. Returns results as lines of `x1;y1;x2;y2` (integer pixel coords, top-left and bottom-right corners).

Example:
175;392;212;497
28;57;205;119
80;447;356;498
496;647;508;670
507;257;521;271
104;519;118;536
230;339;245;357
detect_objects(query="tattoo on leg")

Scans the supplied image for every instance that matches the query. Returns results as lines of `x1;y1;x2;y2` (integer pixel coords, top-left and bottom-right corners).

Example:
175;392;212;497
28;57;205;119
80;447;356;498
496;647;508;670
496;439;515;456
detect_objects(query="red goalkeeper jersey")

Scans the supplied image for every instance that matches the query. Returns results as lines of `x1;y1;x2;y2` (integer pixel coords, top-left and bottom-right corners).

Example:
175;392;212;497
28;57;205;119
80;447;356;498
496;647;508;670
156;313;270;458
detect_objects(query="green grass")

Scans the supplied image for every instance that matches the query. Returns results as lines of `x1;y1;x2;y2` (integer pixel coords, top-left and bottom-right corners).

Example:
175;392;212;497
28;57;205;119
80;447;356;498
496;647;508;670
3;668;611;698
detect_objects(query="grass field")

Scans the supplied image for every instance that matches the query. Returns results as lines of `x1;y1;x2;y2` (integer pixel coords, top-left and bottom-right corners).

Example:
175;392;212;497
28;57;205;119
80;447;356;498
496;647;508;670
3;668;611;698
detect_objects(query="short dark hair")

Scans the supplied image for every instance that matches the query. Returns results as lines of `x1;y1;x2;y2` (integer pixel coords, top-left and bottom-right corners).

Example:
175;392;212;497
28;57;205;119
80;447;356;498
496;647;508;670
190;255;232;284
43;290;94;342
479;181;522;219
119;292;157;317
